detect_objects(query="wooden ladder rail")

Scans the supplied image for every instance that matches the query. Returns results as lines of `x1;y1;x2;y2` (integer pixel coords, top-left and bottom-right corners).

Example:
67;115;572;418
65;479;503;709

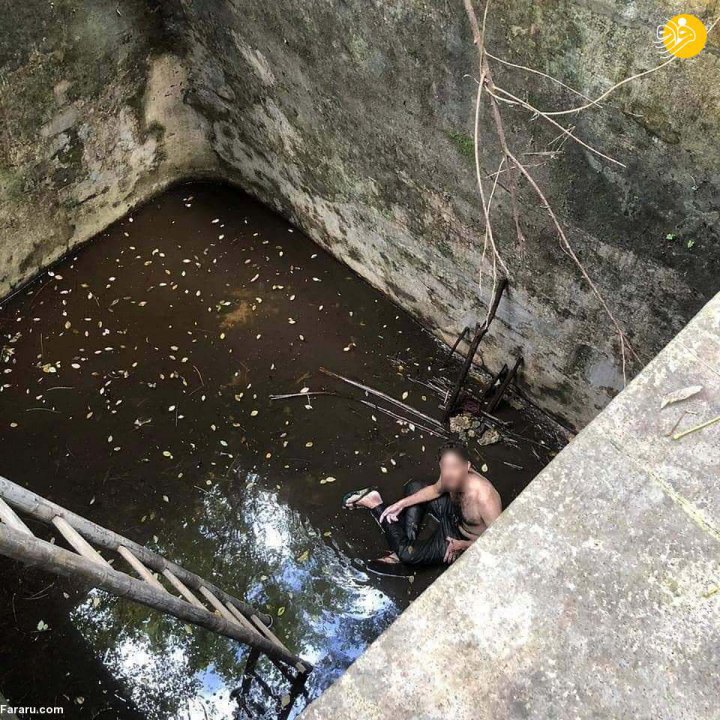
0;476;311;674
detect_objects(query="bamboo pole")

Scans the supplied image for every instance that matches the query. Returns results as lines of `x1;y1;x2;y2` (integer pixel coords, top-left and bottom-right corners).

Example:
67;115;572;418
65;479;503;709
441;326;470;368
479;364;508;403
226;602;264;637
0;523;309;670
200;586;244;627
0;497;33;536
250;613;307;673
0;476;271;627
229;603;308;678
270;391;447;437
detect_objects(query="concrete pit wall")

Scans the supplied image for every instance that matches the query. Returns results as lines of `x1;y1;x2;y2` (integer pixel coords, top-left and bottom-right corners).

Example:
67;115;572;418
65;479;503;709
0;0;215;300
178;0;720;429
1;0;719;430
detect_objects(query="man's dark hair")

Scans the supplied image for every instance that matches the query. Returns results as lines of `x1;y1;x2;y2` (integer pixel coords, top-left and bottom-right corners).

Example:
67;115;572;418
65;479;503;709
437;440;471;463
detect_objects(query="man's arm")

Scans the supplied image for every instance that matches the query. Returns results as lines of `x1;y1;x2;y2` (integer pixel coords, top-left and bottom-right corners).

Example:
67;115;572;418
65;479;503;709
479;487;502;528
379;478;443;524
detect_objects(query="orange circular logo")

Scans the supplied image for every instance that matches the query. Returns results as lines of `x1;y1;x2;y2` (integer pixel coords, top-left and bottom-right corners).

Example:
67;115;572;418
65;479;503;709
658;14;707;58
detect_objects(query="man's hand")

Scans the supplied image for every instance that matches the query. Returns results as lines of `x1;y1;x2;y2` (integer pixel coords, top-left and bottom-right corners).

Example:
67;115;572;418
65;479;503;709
379;500;405;524
444;537;471;564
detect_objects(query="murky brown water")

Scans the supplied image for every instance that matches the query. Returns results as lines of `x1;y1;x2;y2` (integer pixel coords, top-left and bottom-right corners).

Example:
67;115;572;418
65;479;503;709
0;184;564;719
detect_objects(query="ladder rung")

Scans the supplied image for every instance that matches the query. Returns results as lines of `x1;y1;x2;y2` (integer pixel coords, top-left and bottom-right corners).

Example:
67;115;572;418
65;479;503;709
0;498;33;536
250;614;307;673
162;569;205;609
51;516;112;570
226;602;264;637
118;545;167;592
199;586;242;626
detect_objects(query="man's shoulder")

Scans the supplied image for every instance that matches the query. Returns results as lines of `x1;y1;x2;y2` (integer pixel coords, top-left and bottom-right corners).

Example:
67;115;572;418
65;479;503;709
467;471;499;497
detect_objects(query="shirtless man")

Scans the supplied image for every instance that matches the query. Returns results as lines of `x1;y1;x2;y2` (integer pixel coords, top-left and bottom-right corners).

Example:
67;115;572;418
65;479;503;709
342;441;502;568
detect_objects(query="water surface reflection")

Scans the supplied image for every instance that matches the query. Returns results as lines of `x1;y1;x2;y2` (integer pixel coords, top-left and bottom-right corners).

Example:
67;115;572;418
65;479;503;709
0;184;561;718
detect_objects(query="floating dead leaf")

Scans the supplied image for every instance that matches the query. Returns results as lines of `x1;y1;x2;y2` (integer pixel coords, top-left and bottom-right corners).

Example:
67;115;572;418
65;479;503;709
297;550;310;563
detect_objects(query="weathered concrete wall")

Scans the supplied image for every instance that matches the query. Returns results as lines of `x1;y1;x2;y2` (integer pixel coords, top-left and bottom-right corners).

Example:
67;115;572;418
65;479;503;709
301;290;720;720
178;0;720;429
0;0;215;298
2;1;719;429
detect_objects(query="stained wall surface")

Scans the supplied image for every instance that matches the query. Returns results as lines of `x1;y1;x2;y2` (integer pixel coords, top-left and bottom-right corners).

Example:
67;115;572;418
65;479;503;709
2;0;719;428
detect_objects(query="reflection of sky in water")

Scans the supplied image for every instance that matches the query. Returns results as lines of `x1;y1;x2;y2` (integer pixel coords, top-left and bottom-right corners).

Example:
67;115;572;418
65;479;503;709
71;479;396;719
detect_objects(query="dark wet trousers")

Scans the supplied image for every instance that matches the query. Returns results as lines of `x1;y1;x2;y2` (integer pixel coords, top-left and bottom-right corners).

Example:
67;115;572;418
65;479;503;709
370;480;463;566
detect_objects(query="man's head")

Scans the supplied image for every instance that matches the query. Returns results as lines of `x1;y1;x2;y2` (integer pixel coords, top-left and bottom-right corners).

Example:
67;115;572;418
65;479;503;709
437;440;471;490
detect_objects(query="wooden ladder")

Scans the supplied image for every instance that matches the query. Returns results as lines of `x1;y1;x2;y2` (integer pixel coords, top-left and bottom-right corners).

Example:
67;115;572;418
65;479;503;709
0;475;311;677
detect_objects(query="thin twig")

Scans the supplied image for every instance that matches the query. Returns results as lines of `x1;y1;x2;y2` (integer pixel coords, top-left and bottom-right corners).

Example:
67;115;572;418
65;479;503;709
489;84;626;167
269;390;447;437
485;50;598;104
538;58;677;116
673;413;720;441
463;0;639;382
319;367;446;429
505;146;637;380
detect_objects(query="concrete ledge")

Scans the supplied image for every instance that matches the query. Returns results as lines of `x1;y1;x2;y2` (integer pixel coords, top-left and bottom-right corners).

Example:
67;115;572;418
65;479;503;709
302;294;720;719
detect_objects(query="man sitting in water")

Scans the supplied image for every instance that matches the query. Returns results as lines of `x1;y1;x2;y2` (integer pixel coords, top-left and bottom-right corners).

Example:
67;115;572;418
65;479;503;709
342;440;502;568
